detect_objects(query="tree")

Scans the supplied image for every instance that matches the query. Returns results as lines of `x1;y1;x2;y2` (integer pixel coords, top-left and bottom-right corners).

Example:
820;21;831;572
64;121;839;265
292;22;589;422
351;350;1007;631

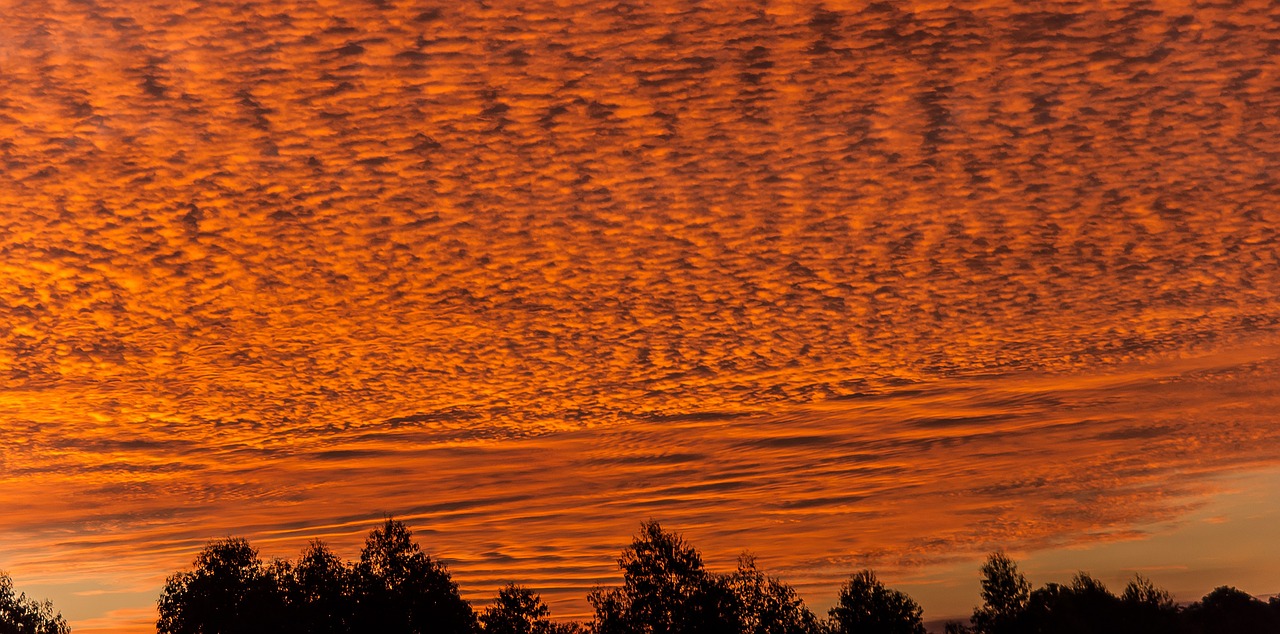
1118;574;1179;634
282;540;356;634
1121;575;1174;610
1184;586;1280;634
157;537;286;634
970;552;1030;634
827;570;925;634
725;555;819;634
481;584;582;634
588;520;736;634
0;572;68;634
355;518;477;634
1021;573;1122;634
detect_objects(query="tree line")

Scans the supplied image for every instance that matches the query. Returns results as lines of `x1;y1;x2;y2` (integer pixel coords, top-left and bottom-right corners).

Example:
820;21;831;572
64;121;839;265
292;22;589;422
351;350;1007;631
3;519;1279;633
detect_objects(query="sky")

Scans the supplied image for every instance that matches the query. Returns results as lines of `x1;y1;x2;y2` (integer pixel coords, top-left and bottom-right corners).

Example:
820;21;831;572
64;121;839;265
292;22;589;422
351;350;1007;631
1;0;1279;631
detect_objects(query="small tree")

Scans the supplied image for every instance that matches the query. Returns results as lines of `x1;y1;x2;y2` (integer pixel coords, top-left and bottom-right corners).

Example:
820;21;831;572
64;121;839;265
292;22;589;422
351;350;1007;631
827;570;925;634
0;572;69;634
970;552;1029;634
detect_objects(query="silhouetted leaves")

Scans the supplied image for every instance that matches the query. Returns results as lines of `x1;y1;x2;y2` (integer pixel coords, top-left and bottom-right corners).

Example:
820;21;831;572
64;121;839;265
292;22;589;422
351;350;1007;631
482;584;582;634
953;553;1280;634
589;520;737;634
281;541;356;634
1185;586;1280;634
157;537;286;634
1116;574;1180;634
151;525;1280;634
355;518;478;634
0;572;68;634
726;555;820;634
158;520;484;634
1020;573;1124;634
827;570;925;634
970;552;1030;634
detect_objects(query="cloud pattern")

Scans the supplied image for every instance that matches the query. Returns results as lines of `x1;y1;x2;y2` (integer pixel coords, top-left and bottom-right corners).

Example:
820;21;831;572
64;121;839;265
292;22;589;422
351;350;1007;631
0;0;1278;631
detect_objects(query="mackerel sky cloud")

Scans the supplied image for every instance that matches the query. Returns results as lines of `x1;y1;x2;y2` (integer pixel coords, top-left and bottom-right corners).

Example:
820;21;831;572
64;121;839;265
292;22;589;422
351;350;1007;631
1;0;1278;631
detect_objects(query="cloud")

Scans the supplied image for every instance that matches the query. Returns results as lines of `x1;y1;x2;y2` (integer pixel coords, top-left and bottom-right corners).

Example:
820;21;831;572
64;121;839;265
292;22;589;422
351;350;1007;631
0;0;1278;630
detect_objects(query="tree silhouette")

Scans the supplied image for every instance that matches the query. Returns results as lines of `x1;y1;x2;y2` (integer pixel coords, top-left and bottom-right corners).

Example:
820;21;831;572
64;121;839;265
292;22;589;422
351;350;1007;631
281;540;356;634
156;537;286;634
970;552;1030;634
724;555;819;634
0;572;68;634
1184;586;1280;634
588;520;736;634
355;517;478;634
1118;574;1179;634
827;569;925;634
1021;573;1123;634
481;583;582;634
147;523;1280;634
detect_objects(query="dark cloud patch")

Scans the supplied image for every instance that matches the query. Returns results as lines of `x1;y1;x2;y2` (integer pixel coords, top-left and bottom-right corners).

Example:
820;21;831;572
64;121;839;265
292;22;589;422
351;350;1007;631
734;435;847;450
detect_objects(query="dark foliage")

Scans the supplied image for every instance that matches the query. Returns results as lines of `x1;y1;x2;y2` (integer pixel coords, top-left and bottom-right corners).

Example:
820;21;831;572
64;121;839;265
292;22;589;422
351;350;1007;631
482;584;582;634
949;554;1280;634
970;552;1030;634
355;518;477;634
0;572;68;634
726;555;820;634
589;521;820;634
589;520;738;634
280;541;356;634
1184;586;1280;634
156;537;286;634
827;570;925;634
157;519;485;634
1019;573;1124;634
152;523;1280;634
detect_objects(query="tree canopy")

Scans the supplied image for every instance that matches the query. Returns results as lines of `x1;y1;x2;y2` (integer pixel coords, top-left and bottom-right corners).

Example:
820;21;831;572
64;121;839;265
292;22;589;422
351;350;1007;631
827;570;925;634
156;519;480;634
589;520;737;634
0;572;68;634
482;583;582;634
150;521;1280;634
156;537;285;634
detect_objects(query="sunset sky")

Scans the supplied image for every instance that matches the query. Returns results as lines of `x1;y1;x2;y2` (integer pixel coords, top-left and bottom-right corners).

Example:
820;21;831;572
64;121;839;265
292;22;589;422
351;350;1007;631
2;0;1279;631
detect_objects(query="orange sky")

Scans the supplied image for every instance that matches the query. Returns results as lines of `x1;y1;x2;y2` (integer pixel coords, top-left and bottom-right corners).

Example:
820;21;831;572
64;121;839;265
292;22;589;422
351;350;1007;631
1;0;1279;631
